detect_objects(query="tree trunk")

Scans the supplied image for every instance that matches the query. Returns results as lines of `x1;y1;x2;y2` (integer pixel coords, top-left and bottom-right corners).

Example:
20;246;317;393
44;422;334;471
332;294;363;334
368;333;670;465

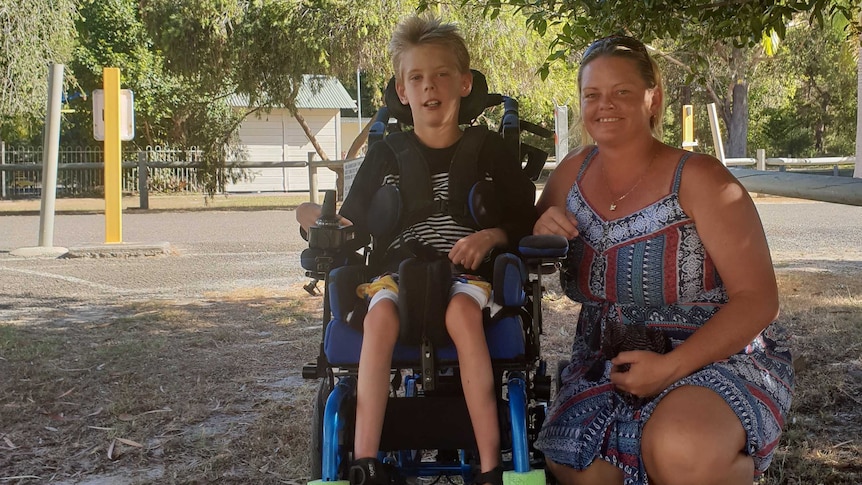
345;114;374;159
727;80;749;158
294;110;345;197
855;21;862;178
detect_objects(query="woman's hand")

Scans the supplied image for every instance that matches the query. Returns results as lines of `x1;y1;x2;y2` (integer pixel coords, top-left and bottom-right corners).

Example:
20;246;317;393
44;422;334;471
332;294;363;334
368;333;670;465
609;351;680;398
449;228;505;271
534;206;579;240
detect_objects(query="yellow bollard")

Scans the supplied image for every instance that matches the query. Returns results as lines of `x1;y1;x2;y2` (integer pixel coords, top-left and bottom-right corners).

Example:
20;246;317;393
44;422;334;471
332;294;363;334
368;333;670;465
103;67;122;243
682;104;696;152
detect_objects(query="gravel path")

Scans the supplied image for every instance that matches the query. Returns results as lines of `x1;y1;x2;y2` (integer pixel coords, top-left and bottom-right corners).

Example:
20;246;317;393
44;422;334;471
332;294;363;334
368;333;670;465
1;200;861;305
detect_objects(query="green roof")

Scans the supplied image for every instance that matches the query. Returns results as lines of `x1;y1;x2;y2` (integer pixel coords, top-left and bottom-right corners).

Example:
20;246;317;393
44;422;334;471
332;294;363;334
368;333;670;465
229;75;356;110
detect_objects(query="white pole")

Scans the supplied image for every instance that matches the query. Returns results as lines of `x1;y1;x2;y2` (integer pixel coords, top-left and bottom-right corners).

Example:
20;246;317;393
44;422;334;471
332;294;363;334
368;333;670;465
554;105;569;166
39;63;64;247
356;69;362;131
707;103;727;165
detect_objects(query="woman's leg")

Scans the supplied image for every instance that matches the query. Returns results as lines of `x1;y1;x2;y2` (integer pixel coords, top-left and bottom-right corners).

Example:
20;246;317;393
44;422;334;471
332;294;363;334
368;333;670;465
353;298;400;459
642;385;754;485
545;458;623;485
445;293;500;479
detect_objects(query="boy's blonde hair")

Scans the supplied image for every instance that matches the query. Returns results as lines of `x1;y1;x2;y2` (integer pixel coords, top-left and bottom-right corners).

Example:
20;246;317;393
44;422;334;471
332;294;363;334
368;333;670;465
388;14;470;81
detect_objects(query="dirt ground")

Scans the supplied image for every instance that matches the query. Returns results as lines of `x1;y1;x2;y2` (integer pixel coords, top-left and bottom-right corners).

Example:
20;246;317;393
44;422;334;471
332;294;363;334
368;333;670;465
1;189;860;484
1;263;860;484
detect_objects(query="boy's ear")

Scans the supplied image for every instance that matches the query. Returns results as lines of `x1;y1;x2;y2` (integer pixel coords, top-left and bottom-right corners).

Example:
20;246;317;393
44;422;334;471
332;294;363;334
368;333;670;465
461;71;473;97
395;80;408;105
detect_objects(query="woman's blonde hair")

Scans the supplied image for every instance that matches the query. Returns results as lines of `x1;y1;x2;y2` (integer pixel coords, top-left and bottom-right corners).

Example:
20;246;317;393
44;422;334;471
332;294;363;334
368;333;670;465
574;35;665;145
388;14;470;81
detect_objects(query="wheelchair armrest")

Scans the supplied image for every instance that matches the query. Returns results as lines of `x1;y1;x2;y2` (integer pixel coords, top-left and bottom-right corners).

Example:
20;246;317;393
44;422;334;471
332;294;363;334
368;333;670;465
518;234;569;276
518;234;569;258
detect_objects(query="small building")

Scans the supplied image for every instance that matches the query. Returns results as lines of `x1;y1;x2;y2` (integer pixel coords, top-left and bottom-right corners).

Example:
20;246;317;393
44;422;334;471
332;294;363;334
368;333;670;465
226;75;356;192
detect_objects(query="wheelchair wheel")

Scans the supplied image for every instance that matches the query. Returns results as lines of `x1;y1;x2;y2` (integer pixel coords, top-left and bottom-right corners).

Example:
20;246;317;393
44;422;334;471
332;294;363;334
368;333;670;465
310;376;333;479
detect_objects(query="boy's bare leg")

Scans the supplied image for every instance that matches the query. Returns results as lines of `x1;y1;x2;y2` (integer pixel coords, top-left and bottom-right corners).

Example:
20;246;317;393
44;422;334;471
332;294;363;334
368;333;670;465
446;294;501;478
354;299;400;458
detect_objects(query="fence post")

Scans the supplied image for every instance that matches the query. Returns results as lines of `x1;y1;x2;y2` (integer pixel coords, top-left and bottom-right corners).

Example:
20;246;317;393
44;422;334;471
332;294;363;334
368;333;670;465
308;151;318;205
756;149;766;171
138;150;149;209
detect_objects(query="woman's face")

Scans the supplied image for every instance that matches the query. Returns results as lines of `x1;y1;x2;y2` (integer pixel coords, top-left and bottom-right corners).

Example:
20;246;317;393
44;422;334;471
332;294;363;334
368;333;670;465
579;55;660;144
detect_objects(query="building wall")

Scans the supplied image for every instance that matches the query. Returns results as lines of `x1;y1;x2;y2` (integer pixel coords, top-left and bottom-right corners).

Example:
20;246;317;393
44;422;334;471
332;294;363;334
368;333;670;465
227;108;341;192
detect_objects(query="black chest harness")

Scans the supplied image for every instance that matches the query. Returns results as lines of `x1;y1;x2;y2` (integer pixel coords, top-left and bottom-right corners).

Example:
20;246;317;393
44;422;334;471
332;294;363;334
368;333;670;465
383;126;492;233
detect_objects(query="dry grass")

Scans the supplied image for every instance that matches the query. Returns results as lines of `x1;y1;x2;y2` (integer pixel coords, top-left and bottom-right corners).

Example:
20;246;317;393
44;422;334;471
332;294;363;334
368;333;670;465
0;269;860;484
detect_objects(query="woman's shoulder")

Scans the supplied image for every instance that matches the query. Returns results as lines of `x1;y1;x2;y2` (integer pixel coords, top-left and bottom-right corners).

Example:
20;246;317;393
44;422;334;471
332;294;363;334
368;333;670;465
676;150;736;184
560;145;596;166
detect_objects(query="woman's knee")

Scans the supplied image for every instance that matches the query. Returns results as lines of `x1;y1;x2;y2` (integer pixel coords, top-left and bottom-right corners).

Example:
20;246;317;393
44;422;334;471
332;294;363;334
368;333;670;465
642;386;749;485
544;457;623;485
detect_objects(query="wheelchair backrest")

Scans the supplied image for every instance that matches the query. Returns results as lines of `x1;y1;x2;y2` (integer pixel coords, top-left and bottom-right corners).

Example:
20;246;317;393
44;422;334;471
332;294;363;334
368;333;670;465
367;69;551;181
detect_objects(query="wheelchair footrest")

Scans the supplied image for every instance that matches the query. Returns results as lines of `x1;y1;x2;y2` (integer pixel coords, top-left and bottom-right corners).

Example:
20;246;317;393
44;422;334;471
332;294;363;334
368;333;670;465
503;469;545;485
379;395;476;451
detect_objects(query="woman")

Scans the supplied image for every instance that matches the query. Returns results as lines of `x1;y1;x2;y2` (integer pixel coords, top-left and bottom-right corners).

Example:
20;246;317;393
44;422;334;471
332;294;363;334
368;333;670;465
533;35;793;485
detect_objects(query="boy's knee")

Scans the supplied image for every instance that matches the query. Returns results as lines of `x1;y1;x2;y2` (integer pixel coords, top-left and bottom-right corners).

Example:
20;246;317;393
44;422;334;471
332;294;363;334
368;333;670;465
364;300;399;338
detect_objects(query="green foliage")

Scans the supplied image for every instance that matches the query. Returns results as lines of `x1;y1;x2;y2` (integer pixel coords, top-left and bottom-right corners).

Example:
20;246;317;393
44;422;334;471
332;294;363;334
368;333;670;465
0;0;77;142
749;22;858;157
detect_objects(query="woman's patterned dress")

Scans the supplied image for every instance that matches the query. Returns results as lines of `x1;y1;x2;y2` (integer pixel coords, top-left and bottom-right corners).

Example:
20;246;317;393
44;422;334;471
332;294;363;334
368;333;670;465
535;149;794;484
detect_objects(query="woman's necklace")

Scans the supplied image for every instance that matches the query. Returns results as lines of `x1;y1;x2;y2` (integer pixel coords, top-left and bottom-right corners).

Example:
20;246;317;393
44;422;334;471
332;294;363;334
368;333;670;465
600;149;657;211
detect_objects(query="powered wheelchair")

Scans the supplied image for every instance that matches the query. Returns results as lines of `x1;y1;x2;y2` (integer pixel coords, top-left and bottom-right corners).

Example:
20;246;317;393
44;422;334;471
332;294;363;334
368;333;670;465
300;70;568;485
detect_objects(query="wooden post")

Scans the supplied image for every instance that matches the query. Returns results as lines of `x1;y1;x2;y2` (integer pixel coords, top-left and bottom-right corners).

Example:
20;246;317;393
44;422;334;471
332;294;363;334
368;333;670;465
756;149;766;171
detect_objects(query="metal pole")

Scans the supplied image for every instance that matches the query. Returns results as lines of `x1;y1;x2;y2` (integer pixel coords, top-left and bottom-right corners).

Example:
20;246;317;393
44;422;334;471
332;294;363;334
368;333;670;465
356;69;362;130
1;140;6;199
103;67;123;243
138;150;149;209
308;151;318;204
756;149;766;171
38;63;64;247
706;103;726;165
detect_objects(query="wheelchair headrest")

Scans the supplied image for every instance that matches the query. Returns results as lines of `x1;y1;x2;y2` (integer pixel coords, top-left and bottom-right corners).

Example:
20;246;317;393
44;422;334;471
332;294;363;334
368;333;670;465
384;69;491;126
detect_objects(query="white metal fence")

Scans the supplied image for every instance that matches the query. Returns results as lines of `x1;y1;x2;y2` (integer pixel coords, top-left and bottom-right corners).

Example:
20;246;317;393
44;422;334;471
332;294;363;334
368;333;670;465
0;143;203;198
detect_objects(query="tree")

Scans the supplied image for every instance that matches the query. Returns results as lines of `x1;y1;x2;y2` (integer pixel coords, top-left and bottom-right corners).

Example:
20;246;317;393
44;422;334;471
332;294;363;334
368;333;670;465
470;0;859;158
0;0;77;143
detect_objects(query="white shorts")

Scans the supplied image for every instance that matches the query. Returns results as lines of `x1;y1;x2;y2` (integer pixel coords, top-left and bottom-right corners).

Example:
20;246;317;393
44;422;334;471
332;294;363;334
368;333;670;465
365;273;492;311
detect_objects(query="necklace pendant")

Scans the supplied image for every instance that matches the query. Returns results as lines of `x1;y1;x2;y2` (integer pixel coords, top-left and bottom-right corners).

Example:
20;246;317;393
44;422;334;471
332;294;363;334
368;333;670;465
609;202;617;211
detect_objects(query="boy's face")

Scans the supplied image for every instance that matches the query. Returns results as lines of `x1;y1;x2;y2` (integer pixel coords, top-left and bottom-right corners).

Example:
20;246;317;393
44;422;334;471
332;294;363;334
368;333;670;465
396;43;472;131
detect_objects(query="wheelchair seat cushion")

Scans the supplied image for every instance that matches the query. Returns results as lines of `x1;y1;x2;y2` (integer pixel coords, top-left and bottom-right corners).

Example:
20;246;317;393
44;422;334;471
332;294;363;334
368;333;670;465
324;253;528;365
324;312;525;365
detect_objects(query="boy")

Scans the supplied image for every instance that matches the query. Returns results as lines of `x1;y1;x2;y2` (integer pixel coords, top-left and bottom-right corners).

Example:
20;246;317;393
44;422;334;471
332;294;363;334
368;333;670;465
297;14;536;485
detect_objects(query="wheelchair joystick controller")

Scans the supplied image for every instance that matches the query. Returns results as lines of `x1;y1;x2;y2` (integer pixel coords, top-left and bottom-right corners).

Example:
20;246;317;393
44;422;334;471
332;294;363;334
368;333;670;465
302;190;360;295
308;190;355;251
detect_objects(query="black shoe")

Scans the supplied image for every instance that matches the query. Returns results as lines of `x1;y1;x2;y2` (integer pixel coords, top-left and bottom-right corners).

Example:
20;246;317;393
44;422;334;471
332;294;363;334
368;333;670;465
349;458;392;485
474;465;503;485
